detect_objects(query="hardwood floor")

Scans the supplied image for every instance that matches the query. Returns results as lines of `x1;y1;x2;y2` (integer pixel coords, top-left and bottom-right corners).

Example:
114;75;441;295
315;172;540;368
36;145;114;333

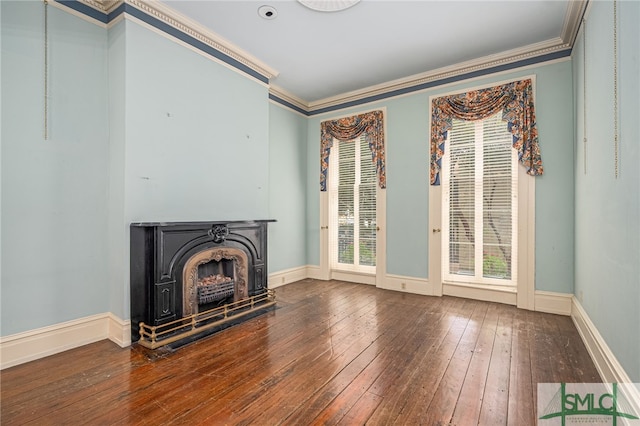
1;279;601;425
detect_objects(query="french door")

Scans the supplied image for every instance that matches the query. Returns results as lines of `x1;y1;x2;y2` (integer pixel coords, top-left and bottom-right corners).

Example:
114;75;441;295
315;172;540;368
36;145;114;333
442;112;518;287
329;135;377;274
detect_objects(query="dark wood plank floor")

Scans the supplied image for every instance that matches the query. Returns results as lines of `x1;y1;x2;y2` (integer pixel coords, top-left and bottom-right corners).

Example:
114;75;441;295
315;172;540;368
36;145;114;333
1;279;601;425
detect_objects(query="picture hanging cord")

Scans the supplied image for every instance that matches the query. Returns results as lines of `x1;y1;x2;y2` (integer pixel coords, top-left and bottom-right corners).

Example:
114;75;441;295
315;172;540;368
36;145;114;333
613;0;619;178
44;0;49;140
582;18;587;175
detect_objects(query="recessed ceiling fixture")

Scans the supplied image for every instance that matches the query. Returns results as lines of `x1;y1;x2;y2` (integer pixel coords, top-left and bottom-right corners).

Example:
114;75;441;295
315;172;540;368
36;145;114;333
258;5;277;20
298;0;360;12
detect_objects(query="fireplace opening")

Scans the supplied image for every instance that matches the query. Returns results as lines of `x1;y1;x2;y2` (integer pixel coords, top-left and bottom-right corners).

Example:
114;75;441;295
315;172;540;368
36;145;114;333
182;247;250;317
196;259;235;309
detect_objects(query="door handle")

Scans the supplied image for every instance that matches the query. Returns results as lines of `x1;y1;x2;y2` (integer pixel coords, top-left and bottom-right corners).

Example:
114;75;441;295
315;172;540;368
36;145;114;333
432;228;441;233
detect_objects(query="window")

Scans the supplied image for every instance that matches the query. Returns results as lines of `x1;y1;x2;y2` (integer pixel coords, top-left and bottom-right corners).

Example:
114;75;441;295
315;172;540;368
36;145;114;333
442;111;517;286
329;135;377;273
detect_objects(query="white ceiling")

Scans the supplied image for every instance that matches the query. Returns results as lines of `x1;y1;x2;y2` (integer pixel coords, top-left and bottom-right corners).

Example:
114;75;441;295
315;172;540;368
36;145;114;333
161;0;573;105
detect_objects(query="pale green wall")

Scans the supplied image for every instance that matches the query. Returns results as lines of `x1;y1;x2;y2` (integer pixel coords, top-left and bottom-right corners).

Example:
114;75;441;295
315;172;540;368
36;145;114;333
1;2;110;334
573;0;640;381
123;21;270;223
115;20;272;319
306;60;576;293
107;19;127;319
268;103;307;272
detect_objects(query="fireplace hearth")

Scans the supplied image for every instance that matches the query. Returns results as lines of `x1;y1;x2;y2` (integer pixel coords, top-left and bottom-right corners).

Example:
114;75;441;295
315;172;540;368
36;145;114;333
130;220;275;348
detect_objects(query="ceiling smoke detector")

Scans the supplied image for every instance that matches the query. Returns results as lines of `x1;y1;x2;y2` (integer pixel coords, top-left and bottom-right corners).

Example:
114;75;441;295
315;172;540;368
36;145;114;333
258;5;277;20
298;0;360;12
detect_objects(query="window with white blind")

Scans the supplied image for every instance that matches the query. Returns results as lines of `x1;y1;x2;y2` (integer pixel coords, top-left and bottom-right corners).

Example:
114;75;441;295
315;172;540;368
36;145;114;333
328;135;377;273
442;111;518;286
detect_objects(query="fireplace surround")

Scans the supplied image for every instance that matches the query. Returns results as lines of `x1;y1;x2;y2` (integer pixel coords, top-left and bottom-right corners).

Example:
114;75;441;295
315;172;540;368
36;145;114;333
130;220;275;347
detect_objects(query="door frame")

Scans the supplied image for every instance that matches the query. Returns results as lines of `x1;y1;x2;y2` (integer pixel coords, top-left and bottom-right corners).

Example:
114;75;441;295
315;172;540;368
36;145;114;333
428;77;536;309
319;108;387;286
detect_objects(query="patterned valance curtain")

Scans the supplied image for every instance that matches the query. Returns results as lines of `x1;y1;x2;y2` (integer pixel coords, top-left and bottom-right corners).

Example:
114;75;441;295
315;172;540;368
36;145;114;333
430;79;544;185
320;110;386;191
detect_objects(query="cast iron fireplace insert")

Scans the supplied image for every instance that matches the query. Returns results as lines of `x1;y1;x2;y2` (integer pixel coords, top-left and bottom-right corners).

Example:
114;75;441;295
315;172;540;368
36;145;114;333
130;220;275;347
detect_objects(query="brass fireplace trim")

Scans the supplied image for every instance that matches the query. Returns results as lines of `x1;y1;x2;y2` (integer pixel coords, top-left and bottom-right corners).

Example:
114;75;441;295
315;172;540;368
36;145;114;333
182;247;249;316
138;289;276;349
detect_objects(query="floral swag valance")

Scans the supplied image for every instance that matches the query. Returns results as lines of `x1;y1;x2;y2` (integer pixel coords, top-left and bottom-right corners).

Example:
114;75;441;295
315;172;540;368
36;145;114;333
430;79;544;185
320;110;386;191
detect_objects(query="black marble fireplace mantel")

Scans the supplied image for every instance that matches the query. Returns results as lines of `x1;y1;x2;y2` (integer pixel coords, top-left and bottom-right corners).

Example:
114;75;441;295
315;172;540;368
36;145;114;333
129;220;275;343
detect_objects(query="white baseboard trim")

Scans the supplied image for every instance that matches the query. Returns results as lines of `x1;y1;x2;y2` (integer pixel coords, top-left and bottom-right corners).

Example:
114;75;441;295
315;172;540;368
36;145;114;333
268;265;309;289
378;274;433;296
571;297;636;384
571;296;640;416
443;282;517;305
330;270;376;285
0;312;130;370
108;313;132;348
305;265;323;280
534;290;572;316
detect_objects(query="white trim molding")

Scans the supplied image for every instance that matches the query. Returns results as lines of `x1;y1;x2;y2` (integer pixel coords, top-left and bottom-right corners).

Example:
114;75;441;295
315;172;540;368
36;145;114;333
571;297;638;384
270;86;309;114
571;297;640;415
108;313;132;348
561;0;589;46
0;313;130;370
516;164;536;311
379;274;433;296
62;0;585;114
123;0;278;80
331;271;376;286
534;290;573;316
305;265;323;281
268;265;309;289
272;267;433;297
429;184;443;297
307;39;569;113
443;282;518;306
77;0;121;14
67;0;277;82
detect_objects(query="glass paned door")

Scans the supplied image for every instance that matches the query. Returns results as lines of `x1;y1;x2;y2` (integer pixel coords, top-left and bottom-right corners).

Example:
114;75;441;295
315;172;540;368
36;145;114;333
443;112;517;286
330;136;377;273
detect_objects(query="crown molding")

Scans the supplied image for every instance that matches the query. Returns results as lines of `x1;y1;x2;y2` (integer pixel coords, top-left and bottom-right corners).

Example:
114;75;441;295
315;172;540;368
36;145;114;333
269;86;309;113
126;0;278;80
307;37;570;113
76;0;278;81
72;0;584;114
561;0;588;46
78;0;121;14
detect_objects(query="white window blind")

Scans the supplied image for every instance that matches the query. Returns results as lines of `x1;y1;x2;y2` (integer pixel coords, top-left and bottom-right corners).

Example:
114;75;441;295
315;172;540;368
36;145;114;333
329;136;376;272
443;111;518;286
